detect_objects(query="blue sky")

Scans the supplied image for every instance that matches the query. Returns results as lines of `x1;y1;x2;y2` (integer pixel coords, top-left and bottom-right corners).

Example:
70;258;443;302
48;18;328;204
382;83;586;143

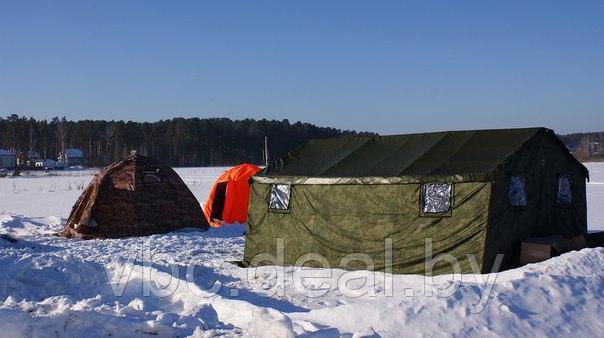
1;1;602;134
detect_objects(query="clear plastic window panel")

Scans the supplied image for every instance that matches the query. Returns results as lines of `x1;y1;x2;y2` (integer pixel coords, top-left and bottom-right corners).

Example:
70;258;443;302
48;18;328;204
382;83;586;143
508;175;527;207
556;175;572;205
421;183;452;213
269;184;291;210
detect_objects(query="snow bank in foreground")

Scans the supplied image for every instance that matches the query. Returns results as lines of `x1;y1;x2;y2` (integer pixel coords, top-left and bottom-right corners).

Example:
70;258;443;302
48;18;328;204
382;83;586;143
0;211;602;337
290;248;604;337
0;165;602;337
0;296;222;338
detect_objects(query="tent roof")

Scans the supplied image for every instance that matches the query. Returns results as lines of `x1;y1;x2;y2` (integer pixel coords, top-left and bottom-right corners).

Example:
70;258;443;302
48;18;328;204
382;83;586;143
260;127;586;180
63;149;84;158
216;163;263;182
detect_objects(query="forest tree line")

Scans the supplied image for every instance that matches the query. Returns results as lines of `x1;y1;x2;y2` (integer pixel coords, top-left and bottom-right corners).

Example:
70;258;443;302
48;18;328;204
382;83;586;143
0;114;365;167
559;132;604;162
2;114;599;167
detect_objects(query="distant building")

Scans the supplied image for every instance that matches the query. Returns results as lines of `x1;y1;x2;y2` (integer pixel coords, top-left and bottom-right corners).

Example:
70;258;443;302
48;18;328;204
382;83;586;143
0;149;16;169
35;159;58;170
58;148;85;167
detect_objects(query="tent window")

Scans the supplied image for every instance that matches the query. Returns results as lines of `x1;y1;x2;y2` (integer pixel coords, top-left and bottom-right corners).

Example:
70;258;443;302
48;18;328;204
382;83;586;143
269;184;291;211
421;183;452;214
508;175;527;208
556;175;572;205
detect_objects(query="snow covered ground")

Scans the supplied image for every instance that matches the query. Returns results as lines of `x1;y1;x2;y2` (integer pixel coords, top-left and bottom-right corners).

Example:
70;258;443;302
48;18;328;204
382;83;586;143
587;163;604;231
0;164;602;337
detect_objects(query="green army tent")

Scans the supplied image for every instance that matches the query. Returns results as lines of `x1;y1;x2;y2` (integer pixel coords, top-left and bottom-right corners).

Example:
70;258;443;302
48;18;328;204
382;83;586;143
243;128;589;274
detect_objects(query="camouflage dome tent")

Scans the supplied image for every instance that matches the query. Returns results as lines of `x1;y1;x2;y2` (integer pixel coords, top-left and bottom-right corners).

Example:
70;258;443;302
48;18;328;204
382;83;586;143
244;128;589;274
60;155;209;239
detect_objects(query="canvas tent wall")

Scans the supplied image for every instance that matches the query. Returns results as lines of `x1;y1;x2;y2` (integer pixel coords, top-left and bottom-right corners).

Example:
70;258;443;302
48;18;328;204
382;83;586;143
202;163;261;227
243;128;588;274
60;155;209;239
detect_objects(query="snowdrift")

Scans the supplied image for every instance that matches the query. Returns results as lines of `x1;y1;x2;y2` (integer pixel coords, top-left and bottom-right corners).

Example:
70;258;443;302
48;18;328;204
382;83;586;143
0;166;603;337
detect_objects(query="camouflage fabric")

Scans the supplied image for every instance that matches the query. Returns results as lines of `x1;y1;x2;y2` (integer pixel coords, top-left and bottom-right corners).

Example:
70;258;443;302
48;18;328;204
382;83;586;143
246;182;491;274
60;155;208;239
244;128;588;274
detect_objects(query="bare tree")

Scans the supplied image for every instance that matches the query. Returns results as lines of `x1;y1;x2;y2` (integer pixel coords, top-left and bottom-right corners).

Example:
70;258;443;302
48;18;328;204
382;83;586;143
100;123;118;165
28;124;37;155
55;117;69;163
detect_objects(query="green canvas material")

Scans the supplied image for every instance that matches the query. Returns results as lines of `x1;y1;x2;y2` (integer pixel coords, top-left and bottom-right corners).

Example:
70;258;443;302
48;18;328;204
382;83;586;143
482;129;589;271
244;128;588;274
263;128;587;179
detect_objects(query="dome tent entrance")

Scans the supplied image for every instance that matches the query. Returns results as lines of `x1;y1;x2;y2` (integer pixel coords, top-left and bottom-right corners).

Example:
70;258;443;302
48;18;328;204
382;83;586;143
60;155;209;239
203;164;261;227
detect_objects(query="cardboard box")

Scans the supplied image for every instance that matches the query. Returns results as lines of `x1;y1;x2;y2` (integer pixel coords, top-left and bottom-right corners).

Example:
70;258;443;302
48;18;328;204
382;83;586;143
520;241;555;264
520;234;589;265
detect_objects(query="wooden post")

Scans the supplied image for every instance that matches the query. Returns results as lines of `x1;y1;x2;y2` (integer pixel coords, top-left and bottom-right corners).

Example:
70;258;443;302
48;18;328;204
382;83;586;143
264;136;269;166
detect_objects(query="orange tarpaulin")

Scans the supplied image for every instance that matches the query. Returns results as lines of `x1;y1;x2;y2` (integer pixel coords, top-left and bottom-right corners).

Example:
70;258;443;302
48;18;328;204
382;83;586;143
202;164;262;227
